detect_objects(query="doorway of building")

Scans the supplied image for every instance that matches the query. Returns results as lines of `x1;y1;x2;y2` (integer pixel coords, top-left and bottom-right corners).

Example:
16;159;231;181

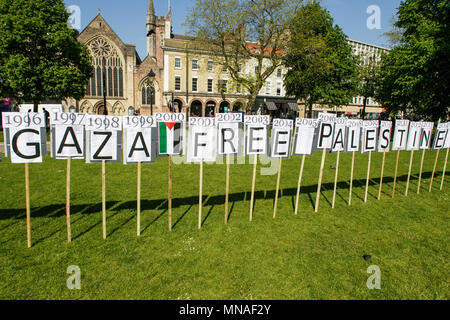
190;100;202;117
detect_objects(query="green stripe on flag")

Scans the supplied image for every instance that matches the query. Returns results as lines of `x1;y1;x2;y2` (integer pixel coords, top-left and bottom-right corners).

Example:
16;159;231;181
159;123;167;154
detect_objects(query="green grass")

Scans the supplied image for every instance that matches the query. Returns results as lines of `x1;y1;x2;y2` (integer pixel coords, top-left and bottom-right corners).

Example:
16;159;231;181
0;149;449;300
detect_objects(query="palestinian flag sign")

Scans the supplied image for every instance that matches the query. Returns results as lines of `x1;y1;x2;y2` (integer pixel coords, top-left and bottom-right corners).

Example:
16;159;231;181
158;122;183;155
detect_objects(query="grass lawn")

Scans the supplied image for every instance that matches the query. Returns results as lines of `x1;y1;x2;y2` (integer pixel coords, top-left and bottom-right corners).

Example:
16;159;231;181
0;149;448;300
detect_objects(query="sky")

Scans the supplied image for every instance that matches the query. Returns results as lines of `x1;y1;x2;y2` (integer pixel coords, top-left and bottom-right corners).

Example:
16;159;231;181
64;0;403;59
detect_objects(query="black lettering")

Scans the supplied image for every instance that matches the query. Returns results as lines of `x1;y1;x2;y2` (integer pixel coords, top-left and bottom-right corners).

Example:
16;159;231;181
221;128;236;154
319;123;333;148
365;129;376;151
128;132;150;158
249;127;264;153
93;131;113;160
274;130;289;156
194;132;207;158
57;127;82;155
380;129;390;149
12;129;41;160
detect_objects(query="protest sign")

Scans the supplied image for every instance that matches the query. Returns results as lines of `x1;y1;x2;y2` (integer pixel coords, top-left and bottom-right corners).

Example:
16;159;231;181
331;118;347;208
216;113;243;224
245;115;270;221
392;119;410;198
377;121;393;200
362;121;380;203
345;120;363;206
293;118;320;215
441;123;450;191
417;122;434;194
271;119;294;218
405;122;423;196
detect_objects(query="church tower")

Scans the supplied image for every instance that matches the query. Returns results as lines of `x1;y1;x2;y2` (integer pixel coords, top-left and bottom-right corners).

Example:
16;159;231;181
146;0;156;58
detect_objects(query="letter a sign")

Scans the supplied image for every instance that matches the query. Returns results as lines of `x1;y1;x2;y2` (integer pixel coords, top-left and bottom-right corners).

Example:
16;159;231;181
2;113;46;163
123;116;157;164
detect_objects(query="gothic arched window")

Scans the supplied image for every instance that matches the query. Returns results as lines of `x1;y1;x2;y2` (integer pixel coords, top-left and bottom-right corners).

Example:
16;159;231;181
141;84;155;105
85;38;124;98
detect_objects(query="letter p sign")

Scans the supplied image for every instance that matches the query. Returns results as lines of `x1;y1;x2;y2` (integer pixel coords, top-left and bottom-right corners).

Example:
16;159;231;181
367;5;381;30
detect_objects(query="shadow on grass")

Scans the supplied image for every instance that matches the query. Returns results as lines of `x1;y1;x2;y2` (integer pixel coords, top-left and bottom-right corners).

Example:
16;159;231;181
1;171;447;238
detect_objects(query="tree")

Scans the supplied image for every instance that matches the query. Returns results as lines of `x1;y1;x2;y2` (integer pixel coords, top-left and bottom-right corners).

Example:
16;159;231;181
376;0;449;120
356;53;381;120
283;0;358;118
185;0;300;111
0;0;92;112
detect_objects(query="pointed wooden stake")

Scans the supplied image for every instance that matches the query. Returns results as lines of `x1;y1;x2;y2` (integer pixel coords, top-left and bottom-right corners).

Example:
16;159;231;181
392;149;401;198
294;155;306;215
273;158;283;219
405;150;415;196
66;157;72;243
168;155;173;232
378;151;386;200
364;151;372;203
249;155;258;222
102;160;106;240
315;149;327;213
441;148;449;191
332;151;340;209
25;163;31;248
137;161;141;236
429;150;440;192
417;149;426;194
349;151;355;206
198;160;204;230
225;154;230;225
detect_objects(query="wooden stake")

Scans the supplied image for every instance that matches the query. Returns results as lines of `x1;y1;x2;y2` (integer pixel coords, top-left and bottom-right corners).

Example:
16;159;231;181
392;149;401;198
25;163;31;248
364;151;372;203
441;148;449;191
168;155;173;232
348;151;355;206
249;155;258;221
405;150;415;196
429;150;440;192
417;149;426;194
198;160;203;230
332;151;340;209
66;157;72;243
315;149;327;213
225;154;230;224
273;158;283;219
294;155;306;215
102;160;106;240
378;151;386;200
137;162;141;236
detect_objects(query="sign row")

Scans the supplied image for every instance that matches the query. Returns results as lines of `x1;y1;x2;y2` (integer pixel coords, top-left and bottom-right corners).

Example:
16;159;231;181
2;112;449;164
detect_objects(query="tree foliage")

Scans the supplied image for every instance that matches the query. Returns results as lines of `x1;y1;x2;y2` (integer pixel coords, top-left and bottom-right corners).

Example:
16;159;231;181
283;0;358;117
356;53;381;119
185;0;300;110
376;0;449;120
0;0;92;110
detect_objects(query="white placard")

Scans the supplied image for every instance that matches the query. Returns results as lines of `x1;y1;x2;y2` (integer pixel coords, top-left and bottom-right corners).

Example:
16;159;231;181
316;113;336;150
331;118;347;153
406;122;422;151
378;121;393;152
215;113;243;123
53;125;85;159
50;112;87;126
445;123;450;149
362;120;379;153
123;116;156;164
187;117;217;163
433;123;448;150
419;122;434;150
271;119;293;158
392;120;410;151
345;120;363;153
156;113;186;156
245;115;270;156
85;115;122;163
2;113;46;163
293;118;319;156
217;122;242;156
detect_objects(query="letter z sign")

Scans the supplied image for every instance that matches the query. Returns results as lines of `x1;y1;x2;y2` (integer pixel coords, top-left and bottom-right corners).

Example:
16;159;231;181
2;112;46;164
85;115;123;163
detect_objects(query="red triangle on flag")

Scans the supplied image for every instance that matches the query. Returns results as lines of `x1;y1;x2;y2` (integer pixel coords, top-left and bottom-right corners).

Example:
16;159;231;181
165;122;176;131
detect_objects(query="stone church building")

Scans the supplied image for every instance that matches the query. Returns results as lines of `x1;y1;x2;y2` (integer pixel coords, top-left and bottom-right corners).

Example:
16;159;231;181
65;1;170;116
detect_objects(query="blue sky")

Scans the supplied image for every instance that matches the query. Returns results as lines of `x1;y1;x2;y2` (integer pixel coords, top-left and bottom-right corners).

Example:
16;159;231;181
64;0;402;59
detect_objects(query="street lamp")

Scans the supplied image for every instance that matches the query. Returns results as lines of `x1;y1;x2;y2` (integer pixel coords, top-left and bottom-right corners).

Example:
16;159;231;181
147;69;156;115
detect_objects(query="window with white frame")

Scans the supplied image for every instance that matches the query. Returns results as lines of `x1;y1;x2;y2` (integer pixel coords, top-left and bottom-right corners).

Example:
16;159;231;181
175;57;181;69
208;60;214;72
266;81;271;95
276;81;282;96
175;76;181;91
192;59;199;70
277;68;282;78
208;78;213;93
192;77;198;92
